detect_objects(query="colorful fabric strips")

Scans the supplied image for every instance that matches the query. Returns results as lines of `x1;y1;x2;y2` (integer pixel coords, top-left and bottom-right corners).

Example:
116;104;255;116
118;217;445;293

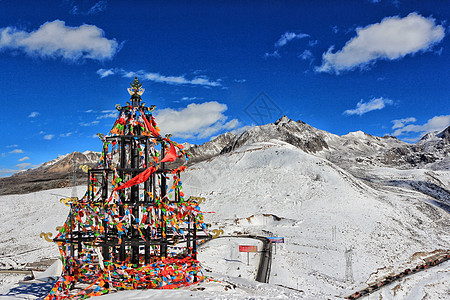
113;166;156;191
45;257;204;299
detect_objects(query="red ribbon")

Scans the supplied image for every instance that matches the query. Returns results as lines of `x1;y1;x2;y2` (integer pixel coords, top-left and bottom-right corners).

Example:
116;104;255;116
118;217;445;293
114;166;156;191
160;142;177;163
141;111;160;137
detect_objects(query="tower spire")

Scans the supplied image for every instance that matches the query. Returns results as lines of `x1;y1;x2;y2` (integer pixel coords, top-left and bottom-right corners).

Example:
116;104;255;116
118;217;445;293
127;77;145;107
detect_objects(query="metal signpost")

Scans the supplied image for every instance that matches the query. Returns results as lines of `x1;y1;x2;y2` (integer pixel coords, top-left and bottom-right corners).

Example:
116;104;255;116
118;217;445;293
267;237;284;254
239;245;257;265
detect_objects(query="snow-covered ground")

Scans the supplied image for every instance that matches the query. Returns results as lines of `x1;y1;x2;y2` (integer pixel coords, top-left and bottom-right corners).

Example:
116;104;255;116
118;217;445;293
0;140;449;299
183;141;450;299
0;187;77;270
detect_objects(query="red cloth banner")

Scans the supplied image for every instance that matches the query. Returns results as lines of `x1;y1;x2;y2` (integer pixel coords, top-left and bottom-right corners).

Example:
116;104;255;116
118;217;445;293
239;245;257;252
141;111;160;137
114;166;156;191
160;142;177;163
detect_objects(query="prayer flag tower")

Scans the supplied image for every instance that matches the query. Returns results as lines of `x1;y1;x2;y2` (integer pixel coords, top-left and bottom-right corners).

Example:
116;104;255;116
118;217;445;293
47;78;207;298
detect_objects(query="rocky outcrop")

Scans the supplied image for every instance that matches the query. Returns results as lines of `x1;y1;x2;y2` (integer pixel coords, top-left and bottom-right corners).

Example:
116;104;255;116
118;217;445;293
185;132;236;164
221;116;329;155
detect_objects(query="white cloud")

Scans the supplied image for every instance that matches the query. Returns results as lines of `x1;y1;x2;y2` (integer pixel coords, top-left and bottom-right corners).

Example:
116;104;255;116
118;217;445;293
275;32;309;48
223;119;239;130
9;149;23;154
87;1;107;15
181;96;201;101
69;0;107;15
391;117;417;129
0;168;17;176
317;13;445;74
60;132;73;137
154;102;239;139
299;49;313;61
264;50;280;59
80;121;100;127
97;68;115;78
392;115;450;137
96;68;222;87
97;111;118;119
16;162;31;169
28;111;40;118
344;97;393;116
265;31;309;58
331;25;339;34
70;5;79;15
140;72;221;87
307;40;318;47
18;156;30;162
44;134;55;140
6;144;18;148
0;20;119;61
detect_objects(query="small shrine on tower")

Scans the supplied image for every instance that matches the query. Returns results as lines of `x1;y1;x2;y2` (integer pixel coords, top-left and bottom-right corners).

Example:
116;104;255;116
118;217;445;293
46;78;207;299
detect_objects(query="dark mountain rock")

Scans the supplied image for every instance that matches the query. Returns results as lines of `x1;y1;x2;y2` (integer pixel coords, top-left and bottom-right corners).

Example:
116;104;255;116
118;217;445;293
220;116;329;155
0;151;100;195
185;132;236;164
437;126;450;141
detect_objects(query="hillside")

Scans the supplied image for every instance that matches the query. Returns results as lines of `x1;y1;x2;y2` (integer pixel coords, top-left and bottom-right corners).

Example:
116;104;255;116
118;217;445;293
182;140;450;298
1;138;448;298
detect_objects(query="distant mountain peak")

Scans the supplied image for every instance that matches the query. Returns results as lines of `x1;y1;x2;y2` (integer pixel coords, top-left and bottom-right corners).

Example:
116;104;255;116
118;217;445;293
274;115;291;125
342;130;370;139
0;151;101;195
418;126;450;143
437;126;450;141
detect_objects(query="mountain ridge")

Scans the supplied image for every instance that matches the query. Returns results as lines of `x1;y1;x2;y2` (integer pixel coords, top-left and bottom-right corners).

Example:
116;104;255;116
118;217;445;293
186;116;449;171
1;116;448;195
0;151;100;195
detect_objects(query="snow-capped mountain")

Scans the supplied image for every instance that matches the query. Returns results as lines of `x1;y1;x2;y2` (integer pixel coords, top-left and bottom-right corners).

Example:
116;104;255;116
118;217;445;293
185;116;449;171
183;117;449;220
0;151;100;195
2;116;448;197
37;151;100;172
184;132;237;164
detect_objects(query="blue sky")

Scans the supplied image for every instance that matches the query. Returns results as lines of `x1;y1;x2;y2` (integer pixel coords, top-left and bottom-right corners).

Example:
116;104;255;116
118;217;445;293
0;0;449;177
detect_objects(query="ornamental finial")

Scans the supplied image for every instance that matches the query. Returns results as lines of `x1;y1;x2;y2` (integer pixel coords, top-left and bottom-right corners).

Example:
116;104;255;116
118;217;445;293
127;77;145;96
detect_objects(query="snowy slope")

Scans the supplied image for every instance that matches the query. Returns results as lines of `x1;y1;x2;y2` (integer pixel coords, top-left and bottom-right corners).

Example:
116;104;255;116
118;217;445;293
182;140;450;298
0;187;84;270
0;139;449;299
